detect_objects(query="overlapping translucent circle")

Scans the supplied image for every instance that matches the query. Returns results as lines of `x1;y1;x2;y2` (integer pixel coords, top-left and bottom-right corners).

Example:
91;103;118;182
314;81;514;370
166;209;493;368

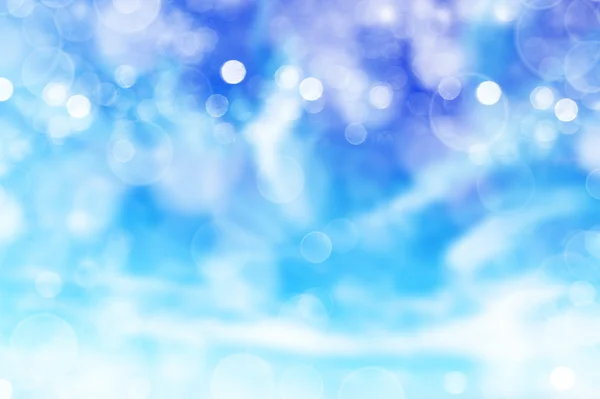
564;0;600;41
564;41;600;93
155;68;212;120
22;5;60;48
55;1;95;42
338;367;405;399
279;293;329;326
430;73;509;151
519;0;563;10
516;3;572;80
94;0;161;33
107;121;173;186
21;47;75;96
477;161;535;213
9;314;78;388
210;353;277;399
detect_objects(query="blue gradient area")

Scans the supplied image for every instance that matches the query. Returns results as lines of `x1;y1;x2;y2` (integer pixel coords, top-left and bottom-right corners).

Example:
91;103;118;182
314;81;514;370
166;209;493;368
1;0;600;398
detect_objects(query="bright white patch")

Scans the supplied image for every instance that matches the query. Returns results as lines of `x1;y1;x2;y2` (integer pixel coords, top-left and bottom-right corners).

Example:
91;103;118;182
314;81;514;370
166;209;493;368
0;379;13;399
299;77;323;101
476;81;502;105
42;82;68;106
221;60;246;84
530;86;554;110
369;83;393;109
66;95;91;118
549;367;575;391
444;371;467;395
0;78;14;102
554;98;578;122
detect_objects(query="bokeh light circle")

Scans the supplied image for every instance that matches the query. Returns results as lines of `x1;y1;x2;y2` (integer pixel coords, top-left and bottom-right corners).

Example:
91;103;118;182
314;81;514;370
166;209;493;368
477;161;535;213
107;121;173;186
256;156;305;204
516;3;572;80
586;168;600;199
338;367;405;399
0;77;14;101
430;73;509;151
565;41;600;94
300;231;332;264
21;47;75;96
564;0;600;41
35;271;62;298
54;1;95;42
221;60;246;84
210;353;276;399
9;314;78;388
564;230;600;282
345;123;368;145
519;0;563;10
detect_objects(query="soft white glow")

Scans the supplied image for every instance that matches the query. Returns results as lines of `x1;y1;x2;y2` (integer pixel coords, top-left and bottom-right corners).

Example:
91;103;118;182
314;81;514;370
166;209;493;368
35;271;62;299
444;372;467;395
0;78;14;102
554;98;578;122
112;139;136;163
42;82;68;106
206;94;229;118
568;281;596;306
221;60;246;84
530;86;554;110
549;367;575;391
438;77;462;100
534;120;558;143
275;65;301;89
0;379;13;399
300;231;332;264
66;94;91;118
299;77;323;101
476;81;502;105
345;123;368;145
115;64;137;88
369;83;393;109
586;169;600;199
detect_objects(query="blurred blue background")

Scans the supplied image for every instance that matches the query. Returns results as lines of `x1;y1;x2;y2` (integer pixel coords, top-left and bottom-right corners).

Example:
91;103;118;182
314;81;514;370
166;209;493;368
1;0;600;397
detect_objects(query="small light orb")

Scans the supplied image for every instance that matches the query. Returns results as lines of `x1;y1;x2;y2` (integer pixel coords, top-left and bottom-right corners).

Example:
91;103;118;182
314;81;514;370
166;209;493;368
586;169;600;199
111;139;136;162
35;271;62;298
275;65;301;89
369;83;393;109
206;94;229;118
444;371;467;395
66;94;91;118
0;78;14;102
300;231;332;264
299;77;323;101
221;60;246;84
568;281;596;306
549;367;576;391
530;86;554;110
114;64;137;88
112;0;140;14
0;379;13;399
214;122;236;145
554;98;578;122
42;82;68;106
438;77;462;100
345;123;368;145
476;81;502;105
